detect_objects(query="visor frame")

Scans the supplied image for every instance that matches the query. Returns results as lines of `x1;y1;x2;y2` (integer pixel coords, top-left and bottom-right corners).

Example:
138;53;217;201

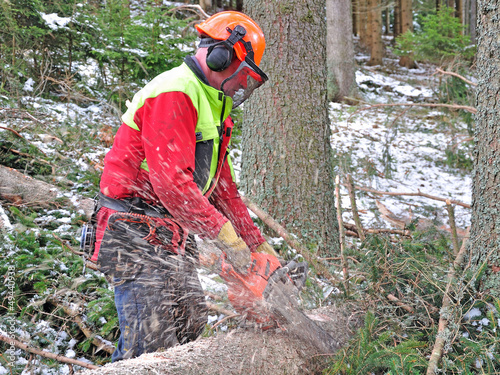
220;57;268;108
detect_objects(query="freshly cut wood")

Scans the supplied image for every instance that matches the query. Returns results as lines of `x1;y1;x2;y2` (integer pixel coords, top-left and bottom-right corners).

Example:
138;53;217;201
0;165;94;218
78;306;358;375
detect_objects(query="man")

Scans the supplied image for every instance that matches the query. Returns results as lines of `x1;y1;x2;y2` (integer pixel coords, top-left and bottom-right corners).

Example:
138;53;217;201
90;11;279;362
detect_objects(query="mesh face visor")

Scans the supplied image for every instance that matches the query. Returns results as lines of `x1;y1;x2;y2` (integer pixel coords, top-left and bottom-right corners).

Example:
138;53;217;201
220;57;268;108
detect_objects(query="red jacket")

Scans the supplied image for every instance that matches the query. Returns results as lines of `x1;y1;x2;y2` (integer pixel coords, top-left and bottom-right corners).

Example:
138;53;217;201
91;91;265;261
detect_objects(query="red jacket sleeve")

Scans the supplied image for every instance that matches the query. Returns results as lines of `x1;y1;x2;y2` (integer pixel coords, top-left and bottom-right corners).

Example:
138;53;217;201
138;91;228;238
210;160;266;252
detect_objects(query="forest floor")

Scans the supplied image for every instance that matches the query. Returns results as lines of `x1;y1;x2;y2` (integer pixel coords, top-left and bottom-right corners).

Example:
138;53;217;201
0;40;479;374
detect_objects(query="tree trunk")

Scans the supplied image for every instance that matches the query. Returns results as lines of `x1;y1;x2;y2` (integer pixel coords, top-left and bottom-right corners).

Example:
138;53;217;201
241;0;339;256
78;306;357;375
398;0;417;68
469;0;500;298
358;0;370;48
367;0;383;65
326;0;357;102
352;0;358;35
393;0;401;38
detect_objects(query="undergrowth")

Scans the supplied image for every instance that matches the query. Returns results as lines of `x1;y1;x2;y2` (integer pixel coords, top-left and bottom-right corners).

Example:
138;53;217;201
324;230;500;374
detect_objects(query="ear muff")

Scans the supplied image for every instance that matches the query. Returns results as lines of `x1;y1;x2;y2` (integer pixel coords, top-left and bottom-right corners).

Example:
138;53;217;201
206;44;234;72
204;25;247;72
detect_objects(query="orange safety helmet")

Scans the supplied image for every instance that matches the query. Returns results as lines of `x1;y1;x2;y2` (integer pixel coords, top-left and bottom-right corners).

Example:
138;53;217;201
195;11;266;66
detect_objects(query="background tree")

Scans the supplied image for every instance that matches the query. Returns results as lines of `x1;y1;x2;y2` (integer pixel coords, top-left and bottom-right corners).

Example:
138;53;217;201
241;0;339;256
463;0;477;43
326;0;358;102
367;0;383;65
469;0;500;298
397;0;417;68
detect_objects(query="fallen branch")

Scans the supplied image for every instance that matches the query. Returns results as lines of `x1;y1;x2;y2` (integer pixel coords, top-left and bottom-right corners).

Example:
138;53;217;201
348;102;476;120
435;68;477;87
240;196;340;284
0;333;99;370
344;183;471;209
343;222;411;237
426;227;470;375
47;296;115;354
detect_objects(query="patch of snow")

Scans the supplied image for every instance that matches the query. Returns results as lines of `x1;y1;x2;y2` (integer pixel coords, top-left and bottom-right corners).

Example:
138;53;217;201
41;13;72;31
464;308;482;320
23;78;35;92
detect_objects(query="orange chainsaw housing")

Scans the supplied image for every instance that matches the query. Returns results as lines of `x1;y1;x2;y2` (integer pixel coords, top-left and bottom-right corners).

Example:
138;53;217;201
219;252;281;324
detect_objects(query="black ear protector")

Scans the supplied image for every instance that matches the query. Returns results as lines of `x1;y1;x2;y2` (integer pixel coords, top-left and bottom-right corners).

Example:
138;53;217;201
204;25;247;72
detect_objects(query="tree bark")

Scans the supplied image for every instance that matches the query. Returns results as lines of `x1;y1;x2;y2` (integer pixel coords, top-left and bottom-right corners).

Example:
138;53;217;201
241;0;339;256
78;306;357;375
469;0;500;298
326;0;358;102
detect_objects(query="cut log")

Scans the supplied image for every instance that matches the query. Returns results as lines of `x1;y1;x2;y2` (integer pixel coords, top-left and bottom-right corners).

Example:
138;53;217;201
0;165;94;218
77;306;358;375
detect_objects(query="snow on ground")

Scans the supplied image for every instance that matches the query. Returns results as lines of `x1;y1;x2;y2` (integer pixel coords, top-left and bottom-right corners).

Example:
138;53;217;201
330;58;472;230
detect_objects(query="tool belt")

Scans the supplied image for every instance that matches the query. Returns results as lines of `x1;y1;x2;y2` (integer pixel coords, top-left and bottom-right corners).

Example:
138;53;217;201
97;193;170;218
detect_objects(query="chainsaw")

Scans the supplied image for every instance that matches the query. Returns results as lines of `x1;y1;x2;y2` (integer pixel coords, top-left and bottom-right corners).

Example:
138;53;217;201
219;252;339;354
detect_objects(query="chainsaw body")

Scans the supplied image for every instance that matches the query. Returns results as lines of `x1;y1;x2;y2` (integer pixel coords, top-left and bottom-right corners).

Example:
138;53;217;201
219;252;282;323
219;251;338;354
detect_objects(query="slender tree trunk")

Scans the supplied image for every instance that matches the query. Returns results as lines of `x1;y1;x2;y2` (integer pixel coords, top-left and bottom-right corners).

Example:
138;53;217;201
352;0;358;35
242;0;340;256
394;0;401;38
463;0;477;43
367;0;383;65
326;0;357;102
469;0;500;298
358;0;370;49
383;8;390;35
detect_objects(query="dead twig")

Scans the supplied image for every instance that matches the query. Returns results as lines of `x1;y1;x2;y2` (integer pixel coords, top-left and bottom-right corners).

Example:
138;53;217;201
435;68;477;86
206;302;237;317
0;108;43;123
426;227;470;375
344;183;471;209
167;4;210;20
445;200;460;256
343;222;411;237
0;333;99;370
346;174;366;241
348;103;476;121
52;233;85;256
335;175;350;296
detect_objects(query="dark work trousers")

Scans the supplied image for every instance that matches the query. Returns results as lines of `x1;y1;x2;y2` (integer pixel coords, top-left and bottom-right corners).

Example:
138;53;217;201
97;212;208;362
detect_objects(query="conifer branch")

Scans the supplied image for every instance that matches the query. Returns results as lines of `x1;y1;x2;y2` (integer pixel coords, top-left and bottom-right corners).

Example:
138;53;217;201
0;333;99;370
